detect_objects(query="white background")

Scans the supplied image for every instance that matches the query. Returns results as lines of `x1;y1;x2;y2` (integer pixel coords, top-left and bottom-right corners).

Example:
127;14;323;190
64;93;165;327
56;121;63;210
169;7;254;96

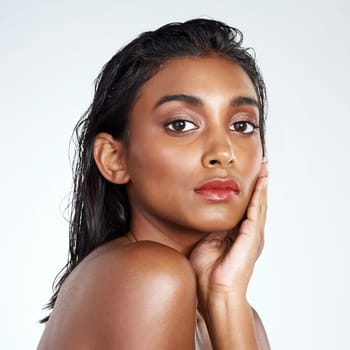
1;0;349;349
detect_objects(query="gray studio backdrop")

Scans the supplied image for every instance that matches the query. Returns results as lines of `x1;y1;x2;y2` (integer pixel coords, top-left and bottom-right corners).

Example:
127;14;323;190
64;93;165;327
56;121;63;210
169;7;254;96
1;0;349;349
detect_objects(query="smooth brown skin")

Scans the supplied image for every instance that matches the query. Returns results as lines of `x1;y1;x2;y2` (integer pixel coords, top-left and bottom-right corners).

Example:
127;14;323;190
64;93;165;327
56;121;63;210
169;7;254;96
38;56;270;349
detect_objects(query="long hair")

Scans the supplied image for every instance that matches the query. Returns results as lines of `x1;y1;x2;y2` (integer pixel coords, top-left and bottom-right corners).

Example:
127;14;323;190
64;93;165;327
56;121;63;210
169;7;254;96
42;18;267;322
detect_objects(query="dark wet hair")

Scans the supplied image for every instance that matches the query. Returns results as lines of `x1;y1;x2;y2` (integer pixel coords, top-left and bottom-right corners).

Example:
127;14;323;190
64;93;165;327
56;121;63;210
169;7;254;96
42;18;267;322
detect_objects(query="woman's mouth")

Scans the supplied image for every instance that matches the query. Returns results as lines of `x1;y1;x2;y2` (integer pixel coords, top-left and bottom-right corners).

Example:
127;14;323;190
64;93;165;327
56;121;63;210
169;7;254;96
194;179;240;201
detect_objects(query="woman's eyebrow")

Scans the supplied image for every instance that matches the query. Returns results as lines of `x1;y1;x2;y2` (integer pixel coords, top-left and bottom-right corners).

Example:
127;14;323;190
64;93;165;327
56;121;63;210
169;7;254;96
231;96;259;109
153;94;259;110
153;94;203;109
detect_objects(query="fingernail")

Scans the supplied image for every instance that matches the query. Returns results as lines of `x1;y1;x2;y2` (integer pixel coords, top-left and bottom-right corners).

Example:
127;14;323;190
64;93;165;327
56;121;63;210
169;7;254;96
260;162;269;177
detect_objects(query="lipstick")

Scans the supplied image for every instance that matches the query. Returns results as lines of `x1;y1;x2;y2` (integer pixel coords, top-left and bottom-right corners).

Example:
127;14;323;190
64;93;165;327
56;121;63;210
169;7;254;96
194;179;240;201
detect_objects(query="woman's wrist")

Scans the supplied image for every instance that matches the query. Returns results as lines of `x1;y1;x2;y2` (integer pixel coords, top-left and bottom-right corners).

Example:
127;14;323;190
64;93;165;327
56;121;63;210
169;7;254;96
203;291;259;350
205;289;249;323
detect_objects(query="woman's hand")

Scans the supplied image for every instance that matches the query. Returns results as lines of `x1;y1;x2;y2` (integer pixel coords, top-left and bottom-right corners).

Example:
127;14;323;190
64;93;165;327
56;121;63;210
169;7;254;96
190;161;268;312
190;162;268;349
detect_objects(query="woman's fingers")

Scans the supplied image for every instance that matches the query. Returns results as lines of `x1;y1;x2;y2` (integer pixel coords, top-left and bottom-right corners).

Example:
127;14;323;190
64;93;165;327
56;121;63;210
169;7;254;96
246;162;268;257
190;161;269;295
246;163;268;222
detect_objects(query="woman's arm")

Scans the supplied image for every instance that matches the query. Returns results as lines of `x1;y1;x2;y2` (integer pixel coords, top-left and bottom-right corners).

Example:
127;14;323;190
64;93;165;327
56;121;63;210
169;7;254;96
203;293;270;349
190;162;269;349
38;241;197;350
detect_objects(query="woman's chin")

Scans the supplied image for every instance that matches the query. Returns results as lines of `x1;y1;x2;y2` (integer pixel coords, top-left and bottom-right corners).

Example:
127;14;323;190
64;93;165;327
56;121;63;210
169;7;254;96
194;219;242;235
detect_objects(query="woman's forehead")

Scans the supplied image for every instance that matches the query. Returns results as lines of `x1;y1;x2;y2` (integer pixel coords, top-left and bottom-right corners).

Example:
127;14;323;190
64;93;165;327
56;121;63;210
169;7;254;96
135;56;258;108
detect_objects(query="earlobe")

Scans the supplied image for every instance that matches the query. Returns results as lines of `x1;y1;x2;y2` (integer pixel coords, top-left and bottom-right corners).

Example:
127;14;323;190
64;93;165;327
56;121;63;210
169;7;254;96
93;132;130;184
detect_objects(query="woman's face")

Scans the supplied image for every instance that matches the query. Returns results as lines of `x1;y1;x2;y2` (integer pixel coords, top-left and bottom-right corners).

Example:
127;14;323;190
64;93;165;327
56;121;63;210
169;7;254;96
124;55;263;241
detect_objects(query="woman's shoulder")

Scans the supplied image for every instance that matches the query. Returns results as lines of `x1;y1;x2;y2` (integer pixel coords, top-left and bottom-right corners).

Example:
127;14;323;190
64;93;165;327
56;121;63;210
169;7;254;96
60;239;197;313
40;239;197;349
251;307;271;350
59;238;195;291
81;238;196;282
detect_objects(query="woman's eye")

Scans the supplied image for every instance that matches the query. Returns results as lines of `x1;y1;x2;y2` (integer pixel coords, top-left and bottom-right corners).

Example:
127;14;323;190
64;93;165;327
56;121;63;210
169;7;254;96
230;121;258;134
165;119;198;132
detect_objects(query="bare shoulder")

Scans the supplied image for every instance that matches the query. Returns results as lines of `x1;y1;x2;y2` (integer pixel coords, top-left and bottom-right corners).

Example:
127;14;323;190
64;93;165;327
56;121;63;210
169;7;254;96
84;240;197;292
38;241;197;350
251;307;271;350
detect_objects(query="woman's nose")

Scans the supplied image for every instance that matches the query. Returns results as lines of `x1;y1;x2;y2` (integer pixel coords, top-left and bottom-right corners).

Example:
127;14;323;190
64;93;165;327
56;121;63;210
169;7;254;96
201;132;235;168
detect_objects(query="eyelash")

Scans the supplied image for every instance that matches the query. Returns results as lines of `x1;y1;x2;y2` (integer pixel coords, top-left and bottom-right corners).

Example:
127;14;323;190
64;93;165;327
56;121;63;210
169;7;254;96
229;121;260;134
165;119;198;132
165;119;259;135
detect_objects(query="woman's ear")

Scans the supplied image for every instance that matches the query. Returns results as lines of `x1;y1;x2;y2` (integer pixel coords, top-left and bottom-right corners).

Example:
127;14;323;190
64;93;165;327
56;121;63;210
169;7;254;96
93;132;130;184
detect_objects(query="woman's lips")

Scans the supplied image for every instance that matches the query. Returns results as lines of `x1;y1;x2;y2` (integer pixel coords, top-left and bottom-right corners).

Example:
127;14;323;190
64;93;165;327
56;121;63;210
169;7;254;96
194;179;240;201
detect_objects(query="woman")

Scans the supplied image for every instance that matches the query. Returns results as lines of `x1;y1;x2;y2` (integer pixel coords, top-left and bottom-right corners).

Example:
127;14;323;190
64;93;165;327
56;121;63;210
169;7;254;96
38;18;270;349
